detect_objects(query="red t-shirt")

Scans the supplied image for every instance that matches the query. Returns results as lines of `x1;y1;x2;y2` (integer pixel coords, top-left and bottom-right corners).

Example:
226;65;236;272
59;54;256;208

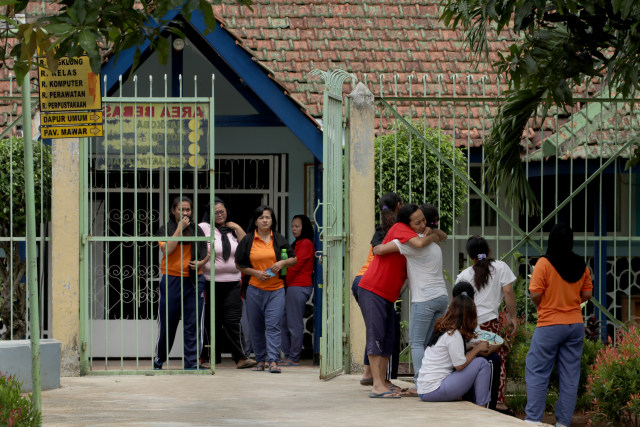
358;222;417;302
286;238;314;287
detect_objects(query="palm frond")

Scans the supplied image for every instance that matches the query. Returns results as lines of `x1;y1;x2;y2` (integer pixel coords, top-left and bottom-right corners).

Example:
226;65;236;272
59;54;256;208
484;88;545;215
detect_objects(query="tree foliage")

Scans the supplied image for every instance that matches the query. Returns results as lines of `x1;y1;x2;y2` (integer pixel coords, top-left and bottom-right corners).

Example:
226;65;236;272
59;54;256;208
374;121;469;233
2;0;253;84
0;138;52;340
441;0;640;212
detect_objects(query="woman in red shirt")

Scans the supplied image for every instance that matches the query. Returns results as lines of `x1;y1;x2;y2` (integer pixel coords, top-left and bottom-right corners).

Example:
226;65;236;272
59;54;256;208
280;215;315;366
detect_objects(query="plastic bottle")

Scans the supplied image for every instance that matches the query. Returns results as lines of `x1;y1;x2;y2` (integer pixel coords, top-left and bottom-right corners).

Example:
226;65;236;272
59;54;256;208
280;248;288;276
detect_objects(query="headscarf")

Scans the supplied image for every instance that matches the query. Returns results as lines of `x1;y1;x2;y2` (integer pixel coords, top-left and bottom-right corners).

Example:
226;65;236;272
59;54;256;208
542;223;586;283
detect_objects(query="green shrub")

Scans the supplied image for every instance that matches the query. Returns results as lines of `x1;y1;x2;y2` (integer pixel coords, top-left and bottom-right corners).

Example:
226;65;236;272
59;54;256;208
374;121;469;233
587;326;640;425
0;372;41;426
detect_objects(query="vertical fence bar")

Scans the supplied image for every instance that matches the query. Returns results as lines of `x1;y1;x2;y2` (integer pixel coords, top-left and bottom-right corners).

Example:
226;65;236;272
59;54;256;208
22;72;41;411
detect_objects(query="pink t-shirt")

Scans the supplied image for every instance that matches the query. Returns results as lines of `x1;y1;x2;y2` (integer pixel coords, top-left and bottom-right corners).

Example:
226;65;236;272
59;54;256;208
199;223;241;282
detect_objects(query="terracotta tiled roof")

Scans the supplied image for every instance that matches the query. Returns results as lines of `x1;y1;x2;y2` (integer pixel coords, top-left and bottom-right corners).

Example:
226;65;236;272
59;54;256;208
211;0;520;145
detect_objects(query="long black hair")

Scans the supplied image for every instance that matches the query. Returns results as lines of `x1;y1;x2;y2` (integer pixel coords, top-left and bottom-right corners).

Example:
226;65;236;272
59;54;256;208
543;223;586;282
247;205;278;233
466;235;494;291
292;214;314;249
379;192;402;234
429;292;477;346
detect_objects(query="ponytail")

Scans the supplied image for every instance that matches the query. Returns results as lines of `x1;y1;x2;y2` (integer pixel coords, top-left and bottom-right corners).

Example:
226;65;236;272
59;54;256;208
466;235;494;291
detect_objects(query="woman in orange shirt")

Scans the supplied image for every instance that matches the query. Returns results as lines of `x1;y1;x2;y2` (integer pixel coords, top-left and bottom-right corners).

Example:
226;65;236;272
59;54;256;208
235;206;296;373
525;223;593;426
154;196;209;370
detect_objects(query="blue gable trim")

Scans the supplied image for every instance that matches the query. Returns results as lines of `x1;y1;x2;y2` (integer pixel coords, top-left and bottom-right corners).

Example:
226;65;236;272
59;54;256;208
100;9;182;91
100;8;323;161
189;11;322;160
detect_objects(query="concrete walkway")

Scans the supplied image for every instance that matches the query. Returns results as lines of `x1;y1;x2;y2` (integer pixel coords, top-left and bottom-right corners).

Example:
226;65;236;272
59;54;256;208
42;362;530;426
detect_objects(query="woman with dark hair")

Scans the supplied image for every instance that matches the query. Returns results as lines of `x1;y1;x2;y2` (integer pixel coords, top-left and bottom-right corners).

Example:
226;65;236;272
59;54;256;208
525;223;593;426
351;193;403;387
372;203;448;393
455;235;517;411
416;292;491;405
360;203;442;398
199;197;256;369
154;196;209;370
235;205;296;373
452;281;503;410
280;214;315;366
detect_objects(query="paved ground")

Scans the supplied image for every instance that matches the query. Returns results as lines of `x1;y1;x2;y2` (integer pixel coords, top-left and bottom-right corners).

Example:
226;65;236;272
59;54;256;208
42;361;532;426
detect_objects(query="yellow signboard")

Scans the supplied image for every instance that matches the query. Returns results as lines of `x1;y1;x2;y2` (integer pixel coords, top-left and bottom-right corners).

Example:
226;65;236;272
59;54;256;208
41;125;103;139
38;55;101;112
41;111;103;126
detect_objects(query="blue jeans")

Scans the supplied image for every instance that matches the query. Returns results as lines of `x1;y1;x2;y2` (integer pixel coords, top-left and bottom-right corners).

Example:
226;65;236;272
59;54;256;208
154;274;205;369
281;286;313;362
525;323;584;426
245;285;285;363
419;357;491;405
410;295;449;380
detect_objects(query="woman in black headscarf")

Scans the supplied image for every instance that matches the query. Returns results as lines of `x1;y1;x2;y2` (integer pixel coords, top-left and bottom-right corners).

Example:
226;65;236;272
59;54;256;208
199;197;256;369
524;223;594;426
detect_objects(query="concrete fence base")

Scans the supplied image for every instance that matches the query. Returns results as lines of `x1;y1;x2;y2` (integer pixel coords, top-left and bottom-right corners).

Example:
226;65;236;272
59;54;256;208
0;339;61;392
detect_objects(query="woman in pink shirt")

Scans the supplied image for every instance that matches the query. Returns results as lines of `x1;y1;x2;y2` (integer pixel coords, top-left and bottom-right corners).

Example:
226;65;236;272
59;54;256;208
199;197;256;369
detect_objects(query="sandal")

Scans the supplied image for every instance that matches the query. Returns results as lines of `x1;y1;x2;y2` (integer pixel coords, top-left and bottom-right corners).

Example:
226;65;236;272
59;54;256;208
268;362;281;374
237;359;257;369
280;359;300;366
251;362;265;372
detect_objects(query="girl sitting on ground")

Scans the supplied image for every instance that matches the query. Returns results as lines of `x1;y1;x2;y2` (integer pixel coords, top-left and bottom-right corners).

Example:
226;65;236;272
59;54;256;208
416;288;491;406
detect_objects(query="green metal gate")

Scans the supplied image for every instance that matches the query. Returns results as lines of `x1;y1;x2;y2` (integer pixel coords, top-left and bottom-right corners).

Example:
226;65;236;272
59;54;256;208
313;69;354;380
369;74;637;350
79;80;216;374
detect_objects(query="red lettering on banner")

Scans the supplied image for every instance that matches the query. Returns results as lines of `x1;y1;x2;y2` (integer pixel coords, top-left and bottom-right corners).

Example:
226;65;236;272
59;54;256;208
123;106;133;117
182;106;192;117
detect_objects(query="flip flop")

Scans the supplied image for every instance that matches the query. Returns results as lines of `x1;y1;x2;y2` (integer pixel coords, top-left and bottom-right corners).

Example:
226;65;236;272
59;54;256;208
268;363;281;373
280;360;300;366
369;391;401;399
360;378;373;386
237;359;257;369
399;387;418;396
251;363;265;372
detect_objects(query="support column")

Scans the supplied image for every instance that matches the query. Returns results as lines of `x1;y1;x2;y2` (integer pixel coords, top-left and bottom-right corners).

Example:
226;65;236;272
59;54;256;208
51;138;81;376
347;82;375;373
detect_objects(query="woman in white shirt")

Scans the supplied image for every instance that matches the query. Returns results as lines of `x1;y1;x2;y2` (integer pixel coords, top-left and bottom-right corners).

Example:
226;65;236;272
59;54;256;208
373;204;448;388
417;291;491;405
456;235;517;412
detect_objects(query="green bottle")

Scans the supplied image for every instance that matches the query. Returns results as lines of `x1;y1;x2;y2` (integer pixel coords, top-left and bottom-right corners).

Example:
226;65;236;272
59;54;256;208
280;248;288;276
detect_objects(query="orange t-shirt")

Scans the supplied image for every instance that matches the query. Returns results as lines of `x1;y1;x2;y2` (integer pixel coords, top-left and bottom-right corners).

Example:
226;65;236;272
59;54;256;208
248;231;284;291
356;247;375;277
159;242;192;277
529;257;593;327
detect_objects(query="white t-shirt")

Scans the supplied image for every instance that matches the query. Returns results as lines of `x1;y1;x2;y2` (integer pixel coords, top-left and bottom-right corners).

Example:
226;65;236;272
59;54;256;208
456;260;516;324
393;238;447;302
416;329;467;394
